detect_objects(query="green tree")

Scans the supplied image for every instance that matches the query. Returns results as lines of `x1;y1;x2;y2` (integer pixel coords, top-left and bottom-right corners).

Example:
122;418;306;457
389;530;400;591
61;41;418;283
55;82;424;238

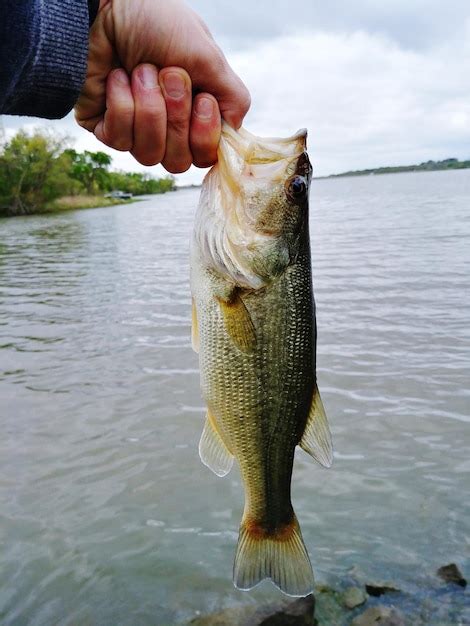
0;130;73;215
64;149;112;194
0;129;176;216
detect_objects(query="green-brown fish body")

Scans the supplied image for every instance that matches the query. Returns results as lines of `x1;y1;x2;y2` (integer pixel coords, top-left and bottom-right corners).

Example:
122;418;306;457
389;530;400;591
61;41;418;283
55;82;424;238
190;124;332;597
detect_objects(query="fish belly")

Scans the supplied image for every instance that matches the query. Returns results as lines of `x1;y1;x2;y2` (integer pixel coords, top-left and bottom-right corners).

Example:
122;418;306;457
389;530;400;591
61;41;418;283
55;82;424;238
195;248;315;520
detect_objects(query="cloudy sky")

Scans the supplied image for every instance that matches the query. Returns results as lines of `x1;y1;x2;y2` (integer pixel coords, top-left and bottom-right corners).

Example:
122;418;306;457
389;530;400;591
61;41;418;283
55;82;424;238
2;0;470;184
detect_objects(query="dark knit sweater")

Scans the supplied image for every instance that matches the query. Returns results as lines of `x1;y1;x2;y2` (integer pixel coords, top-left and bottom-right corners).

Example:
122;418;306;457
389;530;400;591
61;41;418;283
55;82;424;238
0;0;99;119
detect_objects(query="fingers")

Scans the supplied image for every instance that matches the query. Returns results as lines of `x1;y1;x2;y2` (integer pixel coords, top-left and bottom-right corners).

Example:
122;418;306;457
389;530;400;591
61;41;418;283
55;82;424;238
94;69;134;151
93;64;224;171
190;93;221;168
159;67;193;174
131;64;167;166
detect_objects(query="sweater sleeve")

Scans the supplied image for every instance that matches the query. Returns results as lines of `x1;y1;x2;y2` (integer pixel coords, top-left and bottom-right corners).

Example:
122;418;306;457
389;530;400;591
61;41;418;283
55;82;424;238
0;0;90;119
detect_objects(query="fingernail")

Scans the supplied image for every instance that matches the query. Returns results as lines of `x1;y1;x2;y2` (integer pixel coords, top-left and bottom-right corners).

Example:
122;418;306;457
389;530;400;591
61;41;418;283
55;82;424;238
114;69;129;84
139;65;158;89
195;97;214;119
163;72;186;98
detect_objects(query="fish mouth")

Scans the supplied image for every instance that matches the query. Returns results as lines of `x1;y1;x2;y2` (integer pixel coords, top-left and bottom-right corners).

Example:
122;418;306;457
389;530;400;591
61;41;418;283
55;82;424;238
221;123;307;163
219;123;308;183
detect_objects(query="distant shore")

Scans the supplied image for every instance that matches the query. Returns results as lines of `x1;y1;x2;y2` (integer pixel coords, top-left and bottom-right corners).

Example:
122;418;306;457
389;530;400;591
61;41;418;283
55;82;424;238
176;158;470;190
322;157;470;179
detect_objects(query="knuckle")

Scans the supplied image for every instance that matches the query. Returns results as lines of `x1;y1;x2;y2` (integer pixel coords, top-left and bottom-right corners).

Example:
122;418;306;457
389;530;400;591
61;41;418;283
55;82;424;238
239;88;251;116
104;129;132;151
167;120;189;143
110;140;133;152
163;158;192;174
193;158;216;169
190;137;216;157
141;102;166;125
133;152;162;167
117;104;135;120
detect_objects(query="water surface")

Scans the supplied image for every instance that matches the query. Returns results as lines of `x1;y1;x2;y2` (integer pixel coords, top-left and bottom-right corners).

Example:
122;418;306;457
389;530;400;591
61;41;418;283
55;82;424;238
1;170;469;624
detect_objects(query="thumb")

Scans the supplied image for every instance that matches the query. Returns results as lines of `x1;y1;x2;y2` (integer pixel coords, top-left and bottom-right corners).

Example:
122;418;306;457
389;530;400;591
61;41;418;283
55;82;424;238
192;44;251;129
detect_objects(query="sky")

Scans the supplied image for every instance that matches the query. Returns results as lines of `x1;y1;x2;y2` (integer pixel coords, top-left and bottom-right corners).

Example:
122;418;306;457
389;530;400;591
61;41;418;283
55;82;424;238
2;0;470;184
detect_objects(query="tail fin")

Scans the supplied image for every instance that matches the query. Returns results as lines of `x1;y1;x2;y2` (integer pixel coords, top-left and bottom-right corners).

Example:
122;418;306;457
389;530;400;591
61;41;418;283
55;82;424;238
233;514;314;597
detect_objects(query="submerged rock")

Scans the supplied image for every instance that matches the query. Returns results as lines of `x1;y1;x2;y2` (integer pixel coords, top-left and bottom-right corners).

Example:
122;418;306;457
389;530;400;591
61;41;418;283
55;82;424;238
437;563;467;588
351;606;405;626
311;585;346;625
258;596;315;626
342;586;368;609
188;595;315;626
365;583;400;597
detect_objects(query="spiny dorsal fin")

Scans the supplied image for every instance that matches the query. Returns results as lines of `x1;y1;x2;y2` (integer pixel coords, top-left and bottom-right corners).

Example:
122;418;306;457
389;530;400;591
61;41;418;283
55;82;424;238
217;292;256;353
191;298;199;353
300;385;333;468
199;410;234;477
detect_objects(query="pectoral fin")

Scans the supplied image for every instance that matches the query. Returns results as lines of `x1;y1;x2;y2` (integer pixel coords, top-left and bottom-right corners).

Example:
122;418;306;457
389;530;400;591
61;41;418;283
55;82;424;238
191;298;199;353
199;410;234;477
217;292;256;353
300;385;333;468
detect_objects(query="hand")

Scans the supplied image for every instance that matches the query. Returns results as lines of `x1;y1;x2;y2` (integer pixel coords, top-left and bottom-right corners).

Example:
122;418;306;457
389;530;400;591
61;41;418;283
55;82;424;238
74;0;251;171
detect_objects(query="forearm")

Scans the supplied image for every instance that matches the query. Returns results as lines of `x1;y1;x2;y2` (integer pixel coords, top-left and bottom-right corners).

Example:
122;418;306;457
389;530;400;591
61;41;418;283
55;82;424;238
0;0;95;119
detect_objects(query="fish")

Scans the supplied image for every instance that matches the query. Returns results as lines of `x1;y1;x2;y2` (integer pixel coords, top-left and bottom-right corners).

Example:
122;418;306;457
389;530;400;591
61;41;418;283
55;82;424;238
190;123;333;597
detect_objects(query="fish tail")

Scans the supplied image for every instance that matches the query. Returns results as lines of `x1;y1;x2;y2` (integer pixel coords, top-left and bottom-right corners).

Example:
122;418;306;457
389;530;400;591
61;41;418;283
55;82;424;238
233;512;314;597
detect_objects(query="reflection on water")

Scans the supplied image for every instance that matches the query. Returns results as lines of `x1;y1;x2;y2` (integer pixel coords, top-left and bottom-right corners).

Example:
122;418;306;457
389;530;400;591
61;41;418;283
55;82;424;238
1;171;469;625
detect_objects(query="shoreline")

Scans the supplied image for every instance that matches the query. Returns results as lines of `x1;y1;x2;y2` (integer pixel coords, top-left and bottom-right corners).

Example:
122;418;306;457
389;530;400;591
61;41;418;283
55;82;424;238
0;194;148;218
185;564;468;626
45;194;140;213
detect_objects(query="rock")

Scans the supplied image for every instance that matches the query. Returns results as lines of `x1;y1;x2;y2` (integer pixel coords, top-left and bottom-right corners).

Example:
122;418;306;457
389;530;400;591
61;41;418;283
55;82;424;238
259;595;315;626
188;595;316;626
351;606;405;626
365;583;400;597
437;563;467;588
313;585;346;625
342;586;368;609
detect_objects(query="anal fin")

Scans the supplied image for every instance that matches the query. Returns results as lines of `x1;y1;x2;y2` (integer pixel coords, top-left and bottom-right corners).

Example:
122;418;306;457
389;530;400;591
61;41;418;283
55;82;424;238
217;291;256;353
199;410;234;477
300;385;333;468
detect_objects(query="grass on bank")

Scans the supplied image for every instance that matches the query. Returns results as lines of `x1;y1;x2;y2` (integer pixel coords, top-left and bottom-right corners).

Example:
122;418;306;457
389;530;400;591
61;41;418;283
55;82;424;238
45;194;137;212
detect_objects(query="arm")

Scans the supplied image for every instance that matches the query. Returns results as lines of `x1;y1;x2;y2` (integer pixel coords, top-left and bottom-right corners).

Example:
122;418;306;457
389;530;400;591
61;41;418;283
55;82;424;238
0;0;92;119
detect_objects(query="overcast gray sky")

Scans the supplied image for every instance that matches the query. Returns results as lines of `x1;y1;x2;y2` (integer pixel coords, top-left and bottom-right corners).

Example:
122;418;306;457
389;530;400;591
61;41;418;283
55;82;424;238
2;0;469;183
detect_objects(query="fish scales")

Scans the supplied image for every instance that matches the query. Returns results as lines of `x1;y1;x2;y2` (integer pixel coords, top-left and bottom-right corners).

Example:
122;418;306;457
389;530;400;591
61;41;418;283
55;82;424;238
191;123;333;597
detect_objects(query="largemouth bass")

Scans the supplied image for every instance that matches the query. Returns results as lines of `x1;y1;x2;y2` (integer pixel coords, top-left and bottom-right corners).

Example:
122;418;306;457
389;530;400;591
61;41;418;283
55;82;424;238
190;123;333;597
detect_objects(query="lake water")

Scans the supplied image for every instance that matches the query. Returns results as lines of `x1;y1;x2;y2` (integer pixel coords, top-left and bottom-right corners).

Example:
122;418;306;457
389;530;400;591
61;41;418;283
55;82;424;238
1;170;469;625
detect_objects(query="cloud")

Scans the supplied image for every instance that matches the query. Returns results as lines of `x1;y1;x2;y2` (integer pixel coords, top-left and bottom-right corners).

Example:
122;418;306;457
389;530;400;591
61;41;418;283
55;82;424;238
192;0;470;51
230;26;470;176
2;9;469;184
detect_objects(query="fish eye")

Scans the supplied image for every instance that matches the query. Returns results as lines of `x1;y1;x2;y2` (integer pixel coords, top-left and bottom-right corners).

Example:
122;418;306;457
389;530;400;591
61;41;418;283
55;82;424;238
287;176;307;198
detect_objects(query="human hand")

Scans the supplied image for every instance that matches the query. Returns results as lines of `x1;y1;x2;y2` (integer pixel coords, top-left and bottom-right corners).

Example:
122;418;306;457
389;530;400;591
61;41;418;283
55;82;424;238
74;0;251;171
